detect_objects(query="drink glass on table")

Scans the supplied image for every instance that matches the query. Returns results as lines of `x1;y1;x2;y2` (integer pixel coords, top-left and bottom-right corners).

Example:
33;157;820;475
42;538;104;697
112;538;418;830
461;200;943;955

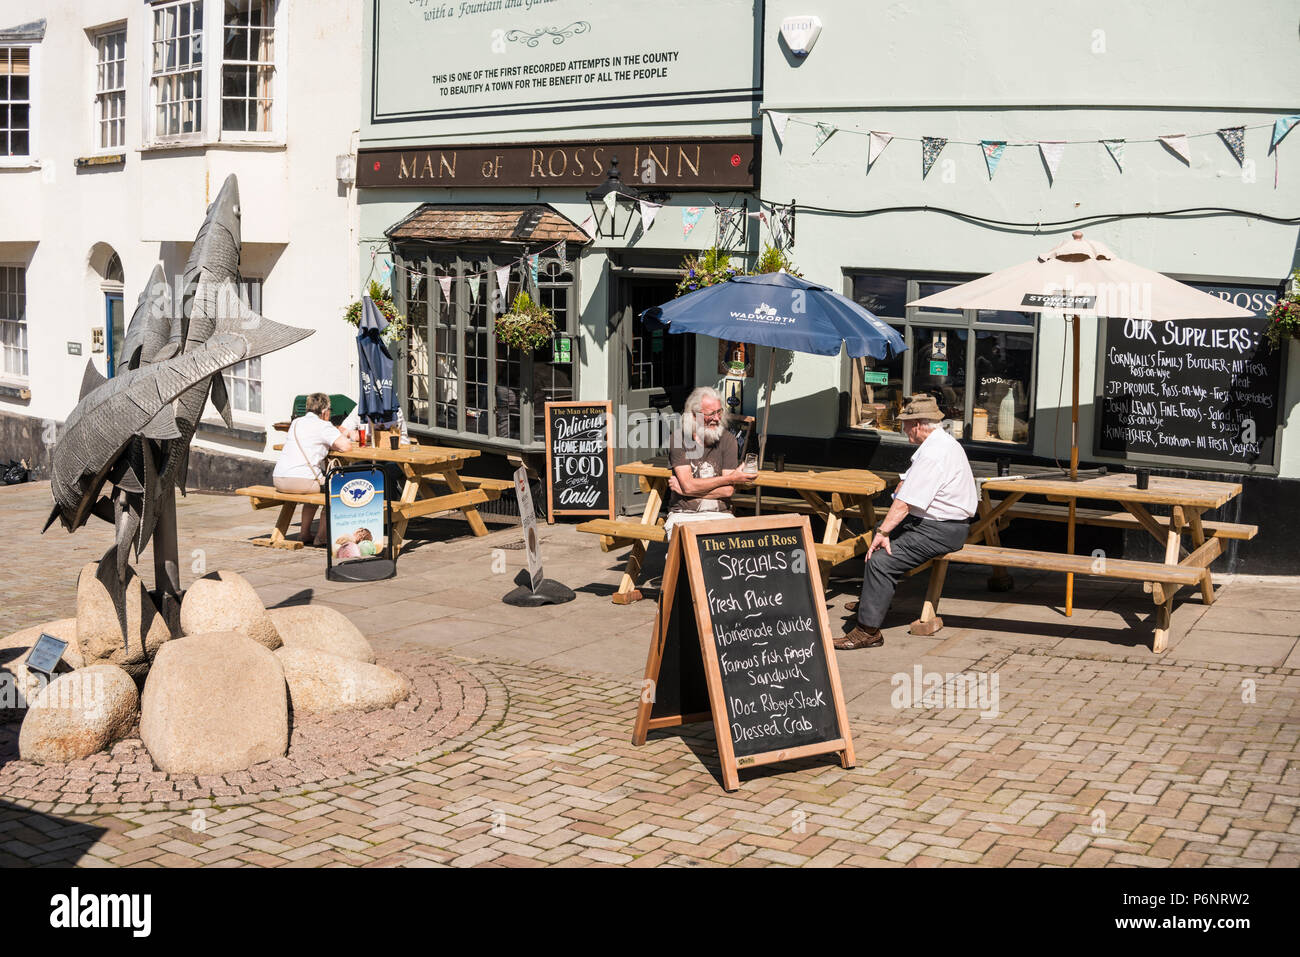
742;453;759;476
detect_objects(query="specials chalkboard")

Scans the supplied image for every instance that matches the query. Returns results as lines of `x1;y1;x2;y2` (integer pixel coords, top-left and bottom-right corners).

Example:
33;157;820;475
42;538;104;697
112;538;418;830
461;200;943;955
632;515;854;791
1097;314;1283;468
544;400;615;521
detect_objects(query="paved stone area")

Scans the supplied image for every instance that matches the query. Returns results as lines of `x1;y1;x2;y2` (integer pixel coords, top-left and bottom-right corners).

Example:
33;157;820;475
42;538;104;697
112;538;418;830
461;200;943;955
0;481;1297;867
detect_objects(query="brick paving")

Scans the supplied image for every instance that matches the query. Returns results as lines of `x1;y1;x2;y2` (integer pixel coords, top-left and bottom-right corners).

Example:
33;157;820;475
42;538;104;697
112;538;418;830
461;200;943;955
0;481;1297;867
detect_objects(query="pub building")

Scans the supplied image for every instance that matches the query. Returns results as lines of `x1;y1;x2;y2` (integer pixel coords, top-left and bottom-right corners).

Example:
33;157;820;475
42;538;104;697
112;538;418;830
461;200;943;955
360;2;1299;574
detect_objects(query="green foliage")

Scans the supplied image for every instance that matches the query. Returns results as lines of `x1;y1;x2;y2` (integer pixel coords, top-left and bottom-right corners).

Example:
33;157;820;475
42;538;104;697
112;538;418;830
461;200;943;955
753;244;803;276
496;291;556;351
676;247;742;297
343;279;407;344
1266;269;1300;350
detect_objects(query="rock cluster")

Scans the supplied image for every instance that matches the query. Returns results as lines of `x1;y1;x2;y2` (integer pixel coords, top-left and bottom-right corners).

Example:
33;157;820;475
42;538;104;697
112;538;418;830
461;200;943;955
5;568;407;772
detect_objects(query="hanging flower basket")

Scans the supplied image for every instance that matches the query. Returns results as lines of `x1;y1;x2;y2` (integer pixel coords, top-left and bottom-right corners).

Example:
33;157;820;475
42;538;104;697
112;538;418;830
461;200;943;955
676;247;742;297
1265;270;1300;350
496;291;556;351
343;280;407;345
752;243;804;277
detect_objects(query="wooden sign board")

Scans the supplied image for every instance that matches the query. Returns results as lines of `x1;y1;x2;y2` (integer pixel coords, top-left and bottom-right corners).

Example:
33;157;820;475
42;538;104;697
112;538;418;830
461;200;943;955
633;515;855;791
544;400;615;522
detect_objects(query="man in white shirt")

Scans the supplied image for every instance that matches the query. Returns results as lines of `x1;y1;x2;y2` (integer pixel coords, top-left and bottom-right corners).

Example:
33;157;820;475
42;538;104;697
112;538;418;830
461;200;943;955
838;394;977;649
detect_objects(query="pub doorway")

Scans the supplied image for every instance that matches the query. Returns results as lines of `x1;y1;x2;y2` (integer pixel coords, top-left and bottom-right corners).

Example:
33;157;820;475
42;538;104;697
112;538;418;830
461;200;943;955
609;272;694;514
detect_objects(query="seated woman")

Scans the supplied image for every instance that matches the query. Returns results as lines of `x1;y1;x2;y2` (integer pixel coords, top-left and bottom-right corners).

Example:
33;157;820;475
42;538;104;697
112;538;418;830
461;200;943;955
272;392;356;545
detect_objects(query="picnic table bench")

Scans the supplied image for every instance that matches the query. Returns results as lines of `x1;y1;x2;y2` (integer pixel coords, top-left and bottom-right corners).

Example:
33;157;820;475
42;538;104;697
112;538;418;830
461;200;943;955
579;459;885;604
909;471;1256;653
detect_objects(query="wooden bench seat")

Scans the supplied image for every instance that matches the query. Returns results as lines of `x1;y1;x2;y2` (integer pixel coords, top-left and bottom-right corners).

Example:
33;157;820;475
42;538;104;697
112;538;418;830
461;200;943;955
577;519;668;552
944;543;1206;586
235;485;322;549
1000;501;1258;540
730;493;868;518
391;488;495;521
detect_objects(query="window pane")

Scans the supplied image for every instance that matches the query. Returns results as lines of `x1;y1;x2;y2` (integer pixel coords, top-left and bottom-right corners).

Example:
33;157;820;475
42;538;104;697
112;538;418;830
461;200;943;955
9;76;23;100
976;308;1036;326
10;129;27;155
972;330;1032;445
911;326;968;428
847;330;906;433
915;281;964;316
852;275;906;319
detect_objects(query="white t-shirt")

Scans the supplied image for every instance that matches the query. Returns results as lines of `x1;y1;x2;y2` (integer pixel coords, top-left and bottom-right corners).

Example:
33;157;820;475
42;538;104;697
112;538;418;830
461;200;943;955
273;412;341;482
895;426;978;521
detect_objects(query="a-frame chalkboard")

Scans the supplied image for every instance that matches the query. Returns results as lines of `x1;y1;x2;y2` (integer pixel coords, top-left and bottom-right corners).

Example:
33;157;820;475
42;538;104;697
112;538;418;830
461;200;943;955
633;515;855;792
543;400;616;522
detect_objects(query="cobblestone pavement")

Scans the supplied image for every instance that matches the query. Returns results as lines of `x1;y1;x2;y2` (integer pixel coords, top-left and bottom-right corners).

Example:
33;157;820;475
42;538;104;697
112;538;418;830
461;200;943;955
1;482;1297;867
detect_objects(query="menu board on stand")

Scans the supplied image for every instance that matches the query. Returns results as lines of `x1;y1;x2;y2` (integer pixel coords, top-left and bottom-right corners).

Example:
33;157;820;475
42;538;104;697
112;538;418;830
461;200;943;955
543;400;615;522
632;515;855;791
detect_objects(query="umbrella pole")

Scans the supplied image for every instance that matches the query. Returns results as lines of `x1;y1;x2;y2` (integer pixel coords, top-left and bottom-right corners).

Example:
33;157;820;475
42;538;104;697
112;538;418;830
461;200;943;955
755;346;776;516
1066;313;1081;615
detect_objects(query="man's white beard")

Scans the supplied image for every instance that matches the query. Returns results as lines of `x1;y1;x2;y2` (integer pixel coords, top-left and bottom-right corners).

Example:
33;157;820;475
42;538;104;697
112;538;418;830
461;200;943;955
696;422;725;446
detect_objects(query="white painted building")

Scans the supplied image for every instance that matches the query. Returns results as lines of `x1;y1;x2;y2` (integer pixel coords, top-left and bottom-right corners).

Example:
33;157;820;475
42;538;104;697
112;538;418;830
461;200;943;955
0;1;362;486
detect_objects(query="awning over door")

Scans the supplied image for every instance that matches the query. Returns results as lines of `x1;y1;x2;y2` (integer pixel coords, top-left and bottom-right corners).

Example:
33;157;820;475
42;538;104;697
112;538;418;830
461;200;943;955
384;204;591;245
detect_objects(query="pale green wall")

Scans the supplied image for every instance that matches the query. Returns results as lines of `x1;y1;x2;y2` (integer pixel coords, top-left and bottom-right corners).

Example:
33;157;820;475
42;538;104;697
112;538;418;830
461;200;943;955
759;0;1300;474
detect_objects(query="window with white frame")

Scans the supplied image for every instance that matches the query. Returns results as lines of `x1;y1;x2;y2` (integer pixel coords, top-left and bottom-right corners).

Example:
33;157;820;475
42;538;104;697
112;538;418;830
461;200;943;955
221;277;263;414
0;47;31;157
95;28;127;150
0;266;27;378
150;0;204;139
222;1;274;133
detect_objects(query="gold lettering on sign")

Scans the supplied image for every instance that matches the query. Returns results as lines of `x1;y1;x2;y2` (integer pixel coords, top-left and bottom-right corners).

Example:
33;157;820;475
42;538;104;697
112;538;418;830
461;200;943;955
573;148;586;175
531;149;546;178
440;152;457;178
590;148;605;176
646;146;669;180
422;154;435;179
547;149;568;177
398;155;412;179
677;146;701;178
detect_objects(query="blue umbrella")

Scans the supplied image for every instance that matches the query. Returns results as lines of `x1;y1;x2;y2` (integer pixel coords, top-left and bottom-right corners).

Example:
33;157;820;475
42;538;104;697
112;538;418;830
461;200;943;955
643;272;906;481
356;295;397;428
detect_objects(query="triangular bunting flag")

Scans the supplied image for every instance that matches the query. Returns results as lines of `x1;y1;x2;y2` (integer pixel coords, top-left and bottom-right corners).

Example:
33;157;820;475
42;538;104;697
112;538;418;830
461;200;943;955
603;190;618;215
1217;127;1245;165
768;110;789;144
1101;139;1126;172
1038;141;1066;182
467;275;480;305
981;140;1007;179
682;206;703;238
528;254;540;287
437;275;452;303
867;131;893;168
379;258;393;281
639;199;661;230
557;241;567;266
813;122;837;153
1271;115;1300;153
579;214;596;240
1159;134;1191;165
495;265;511;308
921;137;947;179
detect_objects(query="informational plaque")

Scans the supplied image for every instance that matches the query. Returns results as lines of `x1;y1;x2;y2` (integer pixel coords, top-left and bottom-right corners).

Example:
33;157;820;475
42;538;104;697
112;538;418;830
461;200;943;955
543;400;615;522
25;633;68;677
633;515;854;791
1096;313;1282;467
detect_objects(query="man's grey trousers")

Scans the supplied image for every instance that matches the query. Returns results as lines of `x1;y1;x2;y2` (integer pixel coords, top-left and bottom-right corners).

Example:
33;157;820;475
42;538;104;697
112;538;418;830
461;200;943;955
857;515;971;629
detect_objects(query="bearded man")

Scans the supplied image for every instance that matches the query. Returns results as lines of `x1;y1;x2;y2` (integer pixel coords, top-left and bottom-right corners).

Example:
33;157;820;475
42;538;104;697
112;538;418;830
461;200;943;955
664;386;752;535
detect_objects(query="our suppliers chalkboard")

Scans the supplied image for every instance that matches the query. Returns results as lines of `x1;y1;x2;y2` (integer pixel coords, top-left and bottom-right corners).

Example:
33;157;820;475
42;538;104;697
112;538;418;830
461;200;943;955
632;515;854;791
1097;315;1282;468
544;400;615;521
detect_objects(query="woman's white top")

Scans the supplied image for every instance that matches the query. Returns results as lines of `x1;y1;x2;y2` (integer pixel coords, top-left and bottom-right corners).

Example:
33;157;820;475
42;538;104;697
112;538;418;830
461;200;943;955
273;412;341;481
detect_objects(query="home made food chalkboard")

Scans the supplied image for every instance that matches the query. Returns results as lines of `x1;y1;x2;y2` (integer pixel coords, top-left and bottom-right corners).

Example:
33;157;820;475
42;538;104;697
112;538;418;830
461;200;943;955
633;515;854;791
544;401;615;521
1097;316;1282;467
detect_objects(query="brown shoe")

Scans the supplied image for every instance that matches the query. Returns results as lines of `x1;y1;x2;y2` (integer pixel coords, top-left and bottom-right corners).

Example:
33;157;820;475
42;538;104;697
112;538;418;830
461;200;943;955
834;623;883;650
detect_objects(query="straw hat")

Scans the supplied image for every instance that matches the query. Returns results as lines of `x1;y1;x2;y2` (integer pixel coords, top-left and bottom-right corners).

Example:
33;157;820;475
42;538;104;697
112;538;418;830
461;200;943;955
897;394;944;422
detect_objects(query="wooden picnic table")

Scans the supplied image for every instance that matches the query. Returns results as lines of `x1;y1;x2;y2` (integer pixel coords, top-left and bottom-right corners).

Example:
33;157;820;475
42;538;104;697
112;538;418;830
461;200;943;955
579;458;886;604
910;471;1256;653
334;444;508;553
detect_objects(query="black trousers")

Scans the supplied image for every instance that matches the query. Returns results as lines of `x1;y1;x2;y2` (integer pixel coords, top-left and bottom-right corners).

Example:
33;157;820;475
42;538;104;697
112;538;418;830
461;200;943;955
857;515;970;629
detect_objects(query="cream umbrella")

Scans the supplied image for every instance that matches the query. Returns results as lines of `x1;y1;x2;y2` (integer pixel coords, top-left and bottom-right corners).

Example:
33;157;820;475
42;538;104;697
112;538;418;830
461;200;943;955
908;230;1254;612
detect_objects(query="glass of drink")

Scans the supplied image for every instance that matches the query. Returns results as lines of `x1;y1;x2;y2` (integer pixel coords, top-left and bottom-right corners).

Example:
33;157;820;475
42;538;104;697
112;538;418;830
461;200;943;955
743;453;759;476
